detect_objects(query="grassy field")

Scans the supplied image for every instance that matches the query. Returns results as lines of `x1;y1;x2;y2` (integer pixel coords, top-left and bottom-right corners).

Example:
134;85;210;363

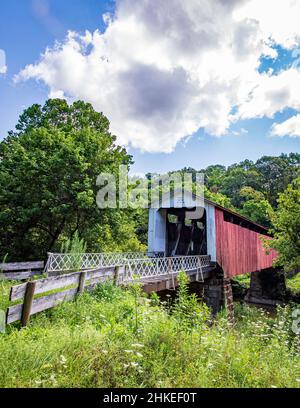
0;275;299;388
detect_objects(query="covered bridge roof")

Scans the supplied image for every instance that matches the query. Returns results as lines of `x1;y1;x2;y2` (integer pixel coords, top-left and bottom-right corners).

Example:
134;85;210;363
153;189;270;236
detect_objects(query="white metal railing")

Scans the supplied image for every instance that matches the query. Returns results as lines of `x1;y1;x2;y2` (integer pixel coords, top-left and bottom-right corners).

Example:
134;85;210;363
45;252;211;283
125;255;211;283
45;251;164;274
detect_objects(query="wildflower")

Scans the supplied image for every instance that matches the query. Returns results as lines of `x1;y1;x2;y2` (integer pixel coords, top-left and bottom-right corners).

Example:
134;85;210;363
60;355;67;363
41;364;52;369
59;355;67;369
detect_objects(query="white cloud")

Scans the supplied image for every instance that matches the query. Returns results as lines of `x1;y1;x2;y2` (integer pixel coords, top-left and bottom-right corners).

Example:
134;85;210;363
271;114;300;138
0;49;7;74
15;0;300;152
236;68;300;120
231;128;249;137
235;0;300;49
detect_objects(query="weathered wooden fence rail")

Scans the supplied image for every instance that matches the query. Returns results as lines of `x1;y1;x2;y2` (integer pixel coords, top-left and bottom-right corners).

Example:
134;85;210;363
0;261;44;280
6;265;122;326
5;254;213;327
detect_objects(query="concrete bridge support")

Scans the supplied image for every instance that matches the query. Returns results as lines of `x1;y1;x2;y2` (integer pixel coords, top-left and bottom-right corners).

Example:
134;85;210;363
245;268;287;306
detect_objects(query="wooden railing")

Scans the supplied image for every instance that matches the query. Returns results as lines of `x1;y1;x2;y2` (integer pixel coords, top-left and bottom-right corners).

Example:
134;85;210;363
5;254;213;327
0;261;44;280
6;265;121;326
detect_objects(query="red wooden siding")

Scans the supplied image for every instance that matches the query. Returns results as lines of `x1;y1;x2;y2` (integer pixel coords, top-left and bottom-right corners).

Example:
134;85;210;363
215;208;278;277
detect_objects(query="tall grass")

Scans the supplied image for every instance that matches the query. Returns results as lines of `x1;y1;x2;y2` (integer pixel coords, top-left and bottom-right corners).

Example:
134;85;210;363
60;231;87;272
0;276;299;388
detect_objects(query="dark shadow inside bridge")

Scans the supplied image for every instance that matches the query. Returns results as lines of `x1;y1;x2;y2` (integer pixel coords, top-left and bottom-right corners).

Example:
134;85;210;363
166;207;207;256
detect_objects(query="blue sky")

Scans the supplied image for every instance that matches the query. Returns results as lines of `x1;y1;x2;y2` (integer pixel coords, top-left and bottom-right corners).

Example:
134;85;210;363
0;0;113;140
0;0;299;175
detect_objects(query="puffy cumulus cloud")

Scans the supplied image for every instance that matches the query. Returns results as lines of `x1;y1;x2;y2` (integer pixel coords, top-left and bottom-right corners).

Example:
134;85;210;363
271;114;300;138
15;0;300;152
0;49;7;74
236;68;300;120
234;0;300;49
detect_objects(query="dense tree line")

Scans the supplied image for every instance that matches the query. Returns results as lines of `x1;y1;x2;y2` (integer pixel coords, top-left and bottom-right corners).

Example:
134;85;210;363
178;153;300;228
0;99;299;269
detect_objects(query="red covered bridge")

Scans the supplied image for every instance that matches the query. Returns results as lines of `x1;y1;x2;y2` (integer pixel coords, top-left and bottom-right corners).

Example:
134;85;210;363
214;205;277;278
148;192;277;278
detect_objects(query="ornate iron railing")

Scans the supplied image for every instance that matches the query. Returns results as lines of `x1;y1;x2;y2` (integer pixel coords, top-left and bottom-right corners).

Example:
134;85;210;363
45;252;211;283
125;255;211;282
45;251;164;274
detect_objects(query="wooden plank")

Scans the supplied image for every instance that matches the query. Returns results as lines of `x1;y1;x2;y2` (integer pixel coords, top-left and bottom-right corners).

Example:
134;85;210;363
86;275;109;287
84;281;100;292
21;281;36;327
10;266;116;301
0;261;44;272
84;269;117;290
1;271;42;280
6;287;78;324
86;267;115;280
10;271;82;301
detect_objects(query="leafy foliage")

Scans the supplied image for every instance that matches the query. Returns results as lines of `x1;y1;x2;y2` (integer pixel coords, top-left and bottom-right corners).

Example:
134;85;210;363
0;99;146;260
267;176;300;270
60;231;87;254
179;153;300;229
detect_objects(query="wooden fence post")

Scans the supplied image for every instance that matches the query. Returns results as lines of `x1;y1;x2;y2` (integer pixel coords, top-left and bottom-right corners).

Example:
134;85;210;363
78;271;87;294
114;266;120;286
21;281;36;327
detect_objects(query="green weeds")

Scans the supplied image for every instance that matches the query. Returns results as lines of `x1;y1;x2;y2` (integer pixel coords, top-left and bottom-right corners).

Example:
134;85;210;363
0;272;299;388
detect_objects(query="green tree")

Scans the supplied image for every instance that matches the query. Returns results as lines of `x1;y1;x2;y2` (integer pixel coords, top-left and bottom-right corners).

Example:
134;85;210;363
203;164;226;192
267;176;300;270
239;187;273;227
0;99;146;261
255;153;300;207
219;165;261;207
204;187;235;210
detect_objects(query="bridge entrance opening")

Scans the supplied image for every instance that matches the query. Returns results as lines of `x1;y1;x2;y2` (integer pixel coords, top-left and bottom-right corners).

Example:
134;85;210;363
166;207;207;256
